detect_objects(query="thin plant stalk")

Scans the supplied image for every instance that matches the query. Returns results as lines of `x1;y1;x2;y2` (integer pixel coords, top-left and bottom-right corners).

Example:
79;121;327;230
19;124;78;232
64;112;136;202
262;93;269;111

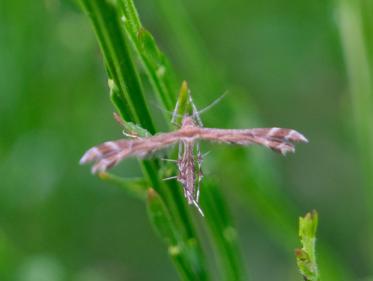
336;0;373;267
118;1;249;279
78;0;248;279
152;0;355;279
78;1;208;279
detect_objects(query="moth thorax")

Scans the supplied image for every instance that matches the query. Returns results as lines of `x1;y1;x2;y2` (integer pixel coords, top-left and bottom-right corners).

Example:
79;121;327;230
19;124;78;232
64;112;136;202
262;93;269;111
181;116;197;128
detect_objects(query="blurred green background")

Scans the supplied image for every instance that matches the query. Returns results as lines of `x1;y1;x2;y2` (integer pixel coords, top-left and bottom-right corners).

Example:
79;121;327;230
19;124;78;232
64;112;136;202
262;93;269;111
1;0;372;280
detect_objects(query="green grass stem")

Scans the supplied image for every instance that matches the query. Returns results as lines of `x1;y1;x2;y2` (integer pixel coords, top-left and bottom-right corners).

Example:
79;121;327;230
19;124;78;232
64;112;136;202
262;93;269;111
336;0;373;267
79;1;209;279
78;0;248;279
152;0;355;279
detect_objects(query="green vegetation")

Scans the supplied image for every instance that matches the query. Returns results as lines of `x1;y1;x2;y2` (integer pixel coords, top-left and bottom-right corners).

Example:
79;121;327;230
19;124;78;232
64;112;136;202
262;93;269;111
295;211;319;281
0;0;372;280
78;0;246;279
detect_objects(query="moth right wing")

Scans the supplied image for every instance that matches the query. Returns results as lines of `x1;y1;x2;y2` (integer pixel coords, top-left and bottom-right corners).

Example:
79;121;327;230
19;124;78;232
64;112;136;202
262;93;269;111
80;131;182;173
196;127;308;155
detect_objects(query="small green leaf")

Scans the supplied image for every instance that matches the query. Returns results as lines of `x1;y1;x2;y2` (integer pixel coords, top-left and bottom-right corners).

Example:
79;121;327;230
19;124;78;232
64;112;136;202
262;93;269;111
98;172;147;200
137;28;163;66
200;180;248;281
147;188;178;245
119;0;178;111
79;0;156;134
109;79;151;138
172;81;192;126
295;210;320;281
147;189;198;280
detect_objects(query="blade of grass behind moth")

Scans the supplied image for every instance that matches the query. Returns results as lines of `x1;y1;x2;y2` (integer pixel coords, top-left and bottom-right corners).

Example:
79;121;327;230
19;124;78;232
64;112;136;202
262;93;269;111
153;2;356;279
172;81;192;125
79;0;155;133
141;161;210;280
148;188;209;281
201;180;248;281
79;0;177;228
337;0;373;265
147;188;202;281
99;0;199;241
79;1;209;279
221;147;353;281
112;2;211;277
115;1;201;240
172;82;248;280
98;172;147;200
118;0;178;111
154;0;224;97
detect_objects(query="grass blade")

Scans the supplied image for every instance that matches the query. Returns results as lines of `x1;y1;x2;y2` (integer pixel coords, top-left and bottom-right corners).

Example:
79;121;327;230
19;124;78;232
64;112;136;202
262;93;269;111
337;0;373;268
201;180;248;281
147;188;198;280
78;0;155;132
119;0;178;111
78;0;209;279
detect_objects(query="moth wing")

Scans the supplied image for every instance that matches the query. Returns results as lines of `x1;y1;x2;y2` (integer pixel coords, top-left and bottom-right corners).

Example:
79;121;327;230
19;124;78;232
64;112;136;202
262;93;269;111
197;127;308;155
80;131;182;173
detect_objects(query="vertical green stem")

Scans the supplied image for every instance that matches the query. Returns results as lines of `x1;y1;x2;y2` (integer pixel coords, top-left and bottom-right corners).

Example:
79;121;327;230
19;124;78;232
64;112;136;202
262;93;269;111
337;0;373;207
153;0;355;279
119;0;178;110
201;181;248;280
336;0;373;266
78;0;154;131
78;0;209;279
117;1;249;279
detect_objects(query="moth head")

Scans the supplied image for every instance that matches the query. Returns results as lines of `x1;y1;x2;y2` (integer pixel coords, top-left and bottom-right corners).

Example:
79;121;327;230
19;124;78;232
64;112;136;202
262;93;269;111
181;116;197;128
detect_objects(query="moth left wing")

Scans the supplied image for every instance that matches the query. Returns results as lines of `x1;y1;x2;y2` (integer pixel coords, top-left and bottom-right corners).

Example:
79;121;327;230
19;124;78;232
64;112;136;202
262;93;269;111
80;131;182;173
196;127;308;155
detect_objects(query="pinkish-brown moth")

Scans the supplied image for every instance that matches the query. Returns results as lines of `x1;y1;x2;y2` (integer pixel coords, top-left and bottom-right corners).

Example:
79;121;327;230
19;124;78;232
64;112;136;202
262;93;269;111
80;94;308;216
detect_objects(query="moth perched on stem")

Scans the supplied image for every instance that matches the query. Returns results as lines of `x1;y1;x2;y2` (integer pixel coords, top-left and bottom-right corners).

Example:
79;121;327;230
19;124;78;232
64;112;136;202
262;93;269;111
80;84;308;216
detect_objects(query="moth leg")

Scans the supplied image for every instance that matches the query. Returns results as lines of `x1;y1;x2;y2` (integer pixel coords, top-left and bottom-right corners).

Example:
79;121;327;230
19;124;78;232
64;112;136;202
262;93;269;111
196;142;204;203
192;199;204;216
178;141;184;161
184;187;204;216
122;131;141;139
162;176;178;181
188;94;203;127
113;112;145;139
160;158;178;163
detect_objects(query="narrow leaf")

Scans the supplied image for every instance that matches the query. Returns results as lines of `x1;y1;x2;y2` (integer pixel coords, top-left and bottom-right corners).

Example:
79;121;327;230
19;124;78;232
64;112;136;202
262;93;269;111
98;172;147;200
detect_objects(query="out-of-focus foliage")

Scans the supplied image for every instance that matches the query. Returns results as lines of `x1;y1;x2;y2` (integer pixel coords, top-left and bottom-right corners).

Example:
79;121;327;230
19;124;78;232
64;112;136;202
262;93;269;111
295;211;319;281
0;0;372;280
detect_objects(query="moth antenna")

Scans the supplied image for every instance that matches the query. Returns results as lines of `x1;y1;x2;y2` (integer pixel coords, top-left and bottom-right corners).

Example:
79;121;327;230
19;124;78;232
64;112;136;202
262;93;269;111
194;91;228;117
155;103;175;116
148;100;183;121
201;151;211;159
